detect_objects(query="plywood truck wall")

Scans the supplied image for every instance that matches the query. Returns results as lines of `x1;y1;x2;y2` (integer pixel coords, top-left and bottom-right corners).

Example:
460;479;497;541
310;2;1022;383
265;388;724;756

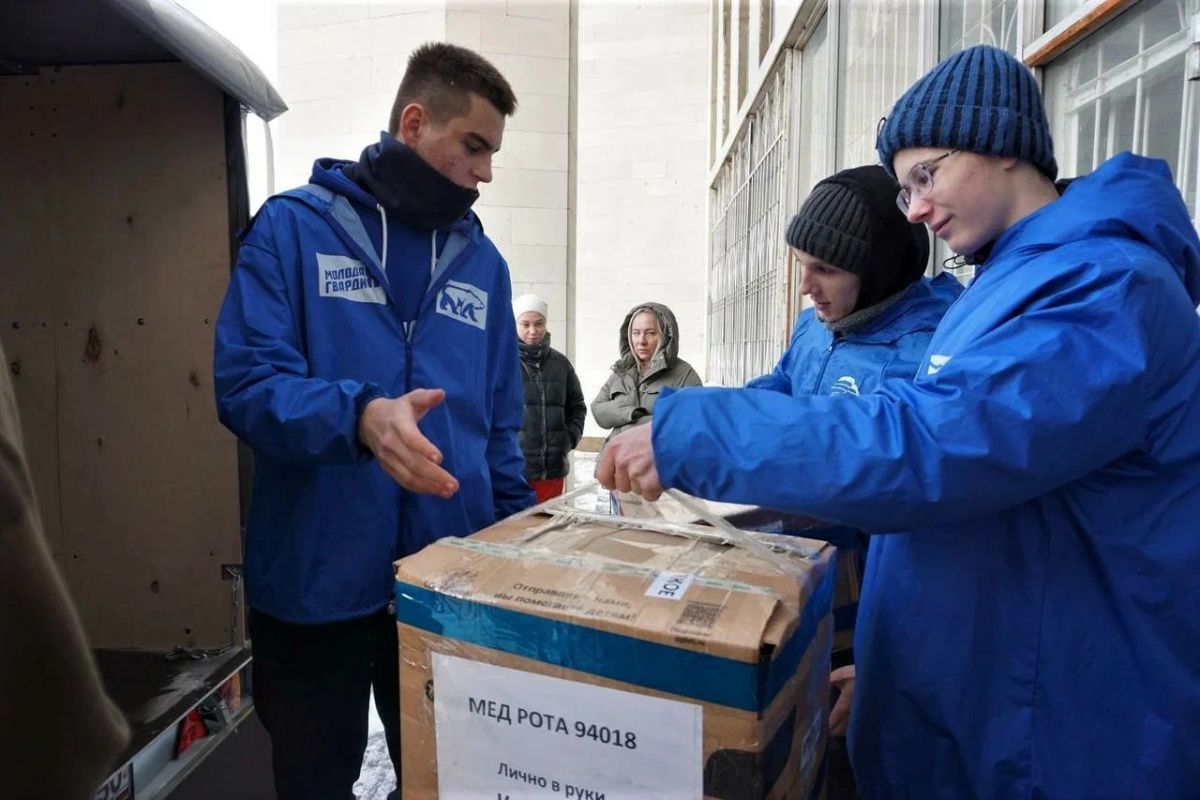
0;62;242;649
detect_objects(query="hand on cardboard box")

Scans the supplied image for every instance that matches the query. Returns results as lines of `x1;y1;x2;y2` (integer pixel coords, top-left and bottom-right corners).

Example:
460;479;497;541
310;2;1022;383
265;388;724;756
597;422;663;501
359;389;460;499
829;664;855;737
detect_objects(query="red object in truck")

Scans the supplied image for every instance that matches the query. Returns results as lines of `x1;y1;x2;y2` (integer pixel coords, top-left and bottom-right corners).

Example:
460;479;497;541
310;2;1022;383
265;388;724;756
175;709;208;757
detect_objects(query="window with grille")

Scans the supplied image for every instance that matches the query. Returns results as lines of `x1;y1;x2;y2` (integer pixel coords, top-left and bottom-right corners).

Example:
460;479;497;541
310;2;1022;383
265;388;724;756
1046;0;1094;29
707;54;796;386
791;14;835;321
1044;0;1200;220
837;0;930;169
941;0;1022;54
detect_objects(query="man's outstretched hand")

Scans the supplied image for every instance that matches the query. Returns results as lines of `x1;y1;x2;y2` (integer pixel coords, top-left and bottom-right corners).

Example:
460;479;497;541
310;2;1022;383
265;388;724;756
596;422;664;501
358;389;459;499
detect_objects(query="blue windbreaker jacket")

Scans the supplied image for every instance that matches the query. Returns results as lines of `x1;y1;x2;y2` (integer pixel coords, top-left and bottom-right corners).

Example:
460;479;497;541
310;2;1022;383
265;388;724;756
747;274;960;555
214;159;534;624
653;154;1200;798
747;273;962;399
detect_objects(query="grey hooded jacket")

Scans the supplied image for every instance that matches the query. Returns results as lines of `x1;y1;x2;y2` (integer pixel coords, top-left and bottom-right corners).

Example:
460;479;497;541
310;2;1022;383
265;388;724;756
591;302;702;438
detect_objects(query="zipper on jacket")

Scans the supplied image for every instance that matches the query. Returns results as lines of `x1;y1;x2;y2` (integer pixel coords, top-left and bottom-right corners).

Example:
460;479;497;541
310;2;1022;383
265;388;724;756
537;366;548;480
403;321;415;393
811;336;841;394
377;203;410;568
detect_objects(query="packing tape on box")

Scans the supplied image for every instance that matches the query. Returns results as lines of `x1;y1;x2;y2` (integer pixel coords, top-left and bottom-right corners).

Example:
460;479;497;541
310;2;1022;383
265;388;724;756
395;563;834;713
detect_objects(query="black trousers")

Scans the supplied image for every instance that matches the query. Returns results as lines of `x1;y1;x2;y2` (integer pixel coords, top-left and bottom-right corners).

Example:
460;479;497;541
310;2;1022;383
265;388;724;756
248;607;401;800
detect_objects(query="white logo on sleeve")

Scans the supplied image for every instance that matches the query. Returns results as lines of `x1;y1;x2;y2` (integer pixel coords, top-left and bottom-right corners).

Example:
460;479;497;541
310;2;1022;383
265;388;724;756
317;254;386;304
927;354;951;375
436;280;488;330
830;376;860;396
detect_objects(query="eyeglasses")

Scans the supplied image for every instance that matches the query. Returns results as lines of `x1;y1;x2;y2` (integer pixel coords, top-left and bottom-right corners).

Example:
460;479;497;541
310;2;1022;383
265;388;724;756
896;149;959;214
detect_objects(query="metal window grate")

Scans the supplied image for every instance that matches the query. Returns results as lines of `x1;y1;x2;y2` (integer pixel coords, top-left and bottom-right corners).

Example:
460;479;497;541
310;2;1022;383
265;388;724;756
1045;0;1200;221
707;53;795;386
941;0;1021;55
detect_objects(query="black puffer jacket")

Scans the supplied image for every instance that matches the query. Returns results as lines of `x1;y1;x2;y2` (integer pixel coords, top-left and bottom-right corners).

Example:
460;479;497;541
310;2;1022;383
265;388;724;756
518;333;586;481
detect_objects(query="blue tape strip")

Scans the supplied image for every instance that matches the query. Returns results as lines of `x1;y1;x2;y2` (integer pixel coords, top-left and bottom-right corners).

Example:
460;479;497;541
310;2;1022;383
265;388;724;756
395;565;834;712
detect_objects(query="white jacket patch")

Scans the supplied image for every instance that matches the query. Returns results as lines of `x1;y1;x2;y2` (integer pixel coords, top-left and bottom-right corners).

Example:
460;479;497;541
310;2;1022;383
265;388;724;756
317;254;386;305
927;354;951;375
437;280;488;330
831;376;861;396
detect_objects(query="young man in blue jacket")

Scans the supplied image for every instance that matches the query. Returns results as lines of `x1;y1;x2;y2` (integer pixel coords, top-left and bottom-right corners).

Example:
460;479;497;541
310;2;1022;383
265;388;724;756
749;164;960;657
750;165;959;401
756;164;960;799
214;43;535;800
600;45;1200;798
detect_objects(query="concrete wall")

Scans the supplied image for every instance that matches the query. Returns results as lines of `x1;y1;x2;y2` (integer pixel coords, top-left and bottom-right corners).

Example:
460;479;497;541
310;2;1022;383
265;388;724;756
274;1;447;192
574;0;711;437
444;0;572;344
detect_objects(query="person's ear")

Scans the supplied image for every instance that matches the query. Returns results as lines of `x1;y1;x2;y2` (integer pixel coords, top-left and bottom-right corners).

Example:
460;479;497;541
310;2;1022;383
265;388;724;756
397;103;427;148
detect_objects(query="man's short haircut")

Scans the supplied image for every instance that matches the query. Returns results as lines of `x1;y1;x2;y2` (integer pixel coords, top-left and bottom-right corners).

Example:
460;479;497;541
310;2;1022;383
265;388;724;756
389;42;517;133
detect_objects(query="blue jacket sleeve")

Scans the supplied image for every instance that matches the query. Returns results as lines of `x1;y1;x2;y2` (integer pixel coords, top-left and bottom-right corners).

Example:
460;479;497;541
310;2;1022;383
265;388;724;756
486;267;537;518
745;349;794;393
213;205;381;465
653;273;1151;530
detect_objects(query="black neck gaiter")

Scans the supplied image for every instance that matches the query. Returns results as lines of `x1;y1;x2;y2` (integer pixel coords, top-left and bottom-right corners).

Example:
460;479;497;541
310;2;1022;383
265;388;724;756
345;132;479;230
519;333;551;367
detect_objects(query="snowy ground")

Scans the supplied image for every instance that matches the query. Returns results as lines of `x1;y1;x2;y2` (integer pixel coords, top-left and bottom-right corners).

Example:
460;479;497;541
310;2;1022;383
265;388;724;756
355;451;609;796
353;700;395;800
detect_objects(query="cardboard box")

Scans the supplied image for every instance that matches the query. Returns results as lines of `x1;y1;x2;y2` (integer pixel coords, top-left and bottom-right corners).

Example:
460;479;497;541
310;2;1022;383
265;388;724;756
616;490;861;657
395;507;835;799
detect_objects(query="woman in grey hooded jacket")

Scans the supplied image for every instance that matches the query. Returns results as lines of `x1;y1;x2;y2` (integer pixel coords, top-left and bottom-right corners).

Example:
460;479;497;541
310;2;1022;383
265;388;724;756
591;302;702;439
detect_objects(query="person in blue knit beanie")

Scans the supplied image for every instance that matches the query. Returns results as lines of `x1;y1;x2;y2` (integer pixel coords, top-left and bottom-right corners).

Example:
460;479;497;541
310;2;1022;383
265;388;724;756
599;43;1200;799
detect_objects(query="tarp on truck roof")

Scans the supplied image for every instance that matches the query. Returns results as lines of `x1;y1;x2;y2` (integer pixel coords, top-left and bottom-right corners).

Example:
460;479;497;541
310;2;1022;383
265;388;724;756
0;0;287;121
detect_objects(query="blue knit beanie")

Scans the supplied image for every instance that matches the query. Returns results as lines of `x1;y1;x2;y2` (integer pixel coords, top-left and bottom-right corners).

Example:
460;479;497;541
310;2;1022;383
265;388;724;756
876;45;1057;181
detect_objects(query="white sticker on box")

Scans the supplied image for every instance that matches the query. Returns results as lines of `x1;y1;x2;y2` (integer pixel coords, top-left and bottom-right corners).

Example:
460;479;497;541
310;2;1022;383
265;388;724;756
432;653;703;799
646;571;695;601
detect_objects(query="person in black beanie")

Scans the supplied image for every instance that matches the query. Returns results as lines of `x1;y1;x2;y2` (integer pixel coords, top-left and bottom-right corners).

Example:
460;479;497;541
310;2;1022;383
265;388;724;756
214;43;534;800
745;165;961;799
752;165;960;384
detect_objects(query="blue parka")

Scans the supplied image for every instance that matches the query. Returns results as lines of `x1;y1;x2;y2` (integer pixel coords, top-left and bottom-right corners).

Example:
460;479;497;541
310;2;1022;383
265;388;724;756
214;160;534;625
652;154;1200;797
747;273;962;399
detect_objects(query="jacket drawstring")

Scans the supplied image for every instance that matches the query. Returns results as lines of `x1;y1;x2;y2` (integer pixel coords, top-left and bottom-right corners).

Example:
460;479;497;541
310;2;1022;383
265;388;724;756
377;204;388;274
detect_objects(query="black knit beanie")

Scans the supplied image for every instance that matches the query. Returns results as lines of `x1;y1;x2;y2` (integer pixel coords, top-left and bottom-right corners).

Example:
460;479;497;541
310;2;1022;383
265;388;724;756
785;165;930;311
876;45;1057;181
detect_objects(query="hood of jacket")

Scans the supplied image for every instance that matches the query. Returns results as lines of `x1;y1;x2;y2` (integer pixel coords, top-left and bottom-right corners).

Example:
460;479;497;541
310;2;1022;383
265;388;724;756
843;272;964;344
984;152;1200;304
613;302;684;375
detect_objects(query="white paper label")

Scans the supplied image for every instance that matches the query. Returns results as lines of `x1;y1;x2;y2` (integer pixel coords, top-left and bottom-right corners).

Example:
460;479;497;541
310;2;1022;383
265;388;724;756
645;571;695;601
432;653;703;799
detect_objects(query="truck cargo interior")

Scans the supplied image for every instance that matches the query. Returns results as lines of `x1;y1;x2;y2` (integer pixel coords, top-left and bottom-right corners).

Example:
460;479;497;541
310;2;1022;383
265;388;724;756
0;0;284;795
